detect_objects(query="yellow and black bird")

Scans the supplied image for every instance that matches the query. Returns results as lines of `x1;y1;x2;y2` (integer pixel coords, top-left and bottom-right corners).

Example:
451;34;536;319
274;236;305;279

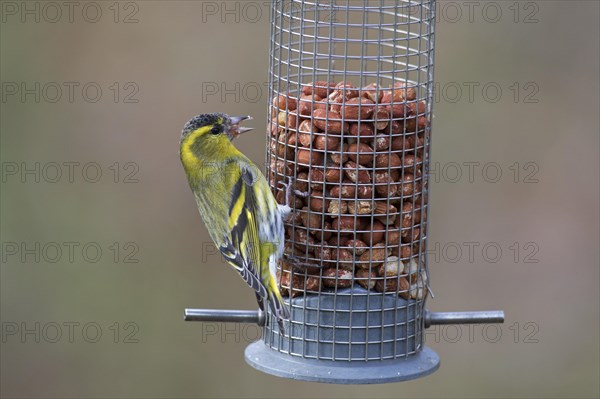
179;113;290;331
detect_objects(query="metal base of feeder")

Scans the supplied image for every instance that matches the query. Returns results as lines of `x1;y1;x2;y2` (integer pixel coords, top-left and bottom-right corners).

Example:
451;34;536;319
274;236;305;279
265;287;424;359
245;342;440;384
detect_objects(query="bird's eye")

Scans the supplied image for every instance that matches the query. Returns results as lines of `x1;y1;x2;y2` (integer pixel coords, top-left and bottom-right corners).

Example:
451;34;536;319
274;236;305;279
211;126;221;135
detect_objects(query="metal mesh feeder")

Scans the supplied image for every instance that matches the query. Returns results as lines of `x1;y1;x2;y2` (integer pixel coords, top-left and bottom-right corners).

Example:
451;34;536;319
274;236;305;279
185;0;504;384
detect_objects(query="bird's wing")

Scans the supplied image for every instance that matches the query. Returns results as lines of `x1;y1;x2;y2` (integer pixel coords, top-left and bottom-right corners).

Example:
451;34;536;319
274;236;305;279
218;162;268;300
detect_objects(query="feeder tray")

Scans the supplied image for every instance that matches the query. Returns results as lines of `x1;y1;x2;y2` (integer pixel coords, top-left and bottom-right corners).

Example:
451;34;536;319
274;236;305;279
185;0;504;384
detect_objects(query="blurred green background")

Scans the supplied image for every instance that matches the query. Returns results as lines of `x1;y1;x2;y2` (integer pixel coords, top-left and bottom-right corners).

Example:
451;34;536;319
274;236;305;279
1;1;598;398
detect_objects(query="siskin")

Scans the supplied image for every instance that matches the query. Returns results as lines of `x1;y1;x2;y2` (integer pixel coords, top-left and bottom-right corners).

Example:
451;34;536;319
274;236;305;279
179;113;291;331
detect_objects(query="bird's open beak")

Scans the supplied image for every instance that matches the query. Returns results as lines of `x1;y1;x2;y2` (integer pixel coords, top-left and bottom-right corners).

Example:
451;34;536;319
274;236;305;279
228;115;253;140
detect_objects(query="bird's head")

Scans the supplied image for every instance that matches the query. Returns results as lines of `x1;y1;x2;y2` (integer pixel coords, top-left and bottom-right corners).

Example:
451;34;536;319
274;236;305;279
181;113;253;143
180;113;253;163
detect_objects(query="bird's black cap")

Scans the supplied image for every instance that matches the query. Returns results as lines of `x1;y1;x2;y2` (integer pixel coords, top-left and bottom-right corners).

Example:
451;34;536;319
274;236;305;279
181;113;228;137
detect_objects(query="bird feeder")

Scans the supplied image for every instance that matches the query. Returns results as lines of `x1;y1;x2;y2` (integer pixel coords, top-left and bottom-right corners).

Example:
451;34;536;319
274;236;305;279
185;0;504;384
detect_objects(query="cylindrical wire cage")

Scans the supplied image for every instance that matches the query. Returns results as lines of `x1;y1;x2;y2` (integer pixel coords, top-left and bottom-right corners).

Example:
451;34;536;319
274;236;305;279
260;0;435;372
184;0;504;384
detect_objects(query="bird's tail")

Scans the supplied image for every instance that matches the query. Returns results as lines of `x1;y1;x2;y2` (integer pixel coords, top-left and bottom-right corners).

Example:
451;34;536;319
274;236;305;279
266;278;290;335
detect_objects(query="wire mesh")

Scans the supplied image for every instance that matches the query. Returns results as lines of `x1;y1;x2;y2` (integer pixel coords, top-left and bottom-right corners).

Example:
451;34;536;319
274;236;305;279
265;0;435;362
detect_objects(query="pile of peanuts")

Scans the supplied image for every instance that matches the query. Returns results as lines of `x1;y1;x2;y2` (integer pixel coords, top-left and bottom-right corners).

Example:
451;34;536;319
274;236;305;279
268;80;429;301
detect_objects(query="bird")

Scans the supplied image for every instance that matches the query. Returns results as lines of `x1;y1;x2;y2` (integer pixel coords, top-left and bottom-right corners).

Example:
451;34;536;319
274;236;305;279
179;113;291;332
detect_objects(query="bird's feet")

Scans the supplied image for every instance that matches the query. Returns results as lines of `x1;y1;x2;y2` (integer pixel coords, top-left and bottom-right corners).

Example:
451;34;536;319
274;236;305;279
284;254;323;270
280;177;309;208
